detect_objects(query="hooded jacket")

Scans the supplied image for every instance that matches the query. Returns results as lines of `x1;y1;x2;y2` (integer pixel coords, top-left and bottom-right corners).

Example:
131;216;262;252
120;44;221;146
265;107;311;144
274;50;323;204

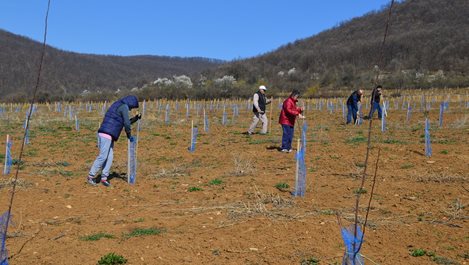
98;95;139;141
347;91;362;109
279;96;302;126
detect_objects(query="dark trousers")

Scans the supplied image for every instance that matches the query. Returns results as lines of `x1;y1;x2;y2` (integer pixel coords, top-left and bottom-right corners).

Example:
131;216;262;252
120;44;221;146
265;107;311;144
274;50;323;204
346;104;358;124
281;124;294;150
369;102;382;119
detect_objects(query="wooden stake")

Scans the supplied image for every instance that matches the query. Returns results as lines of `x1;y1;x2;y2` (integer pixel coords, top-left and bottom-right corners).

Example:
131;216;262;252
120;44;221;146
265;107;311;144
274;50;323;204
295;138;300;195
269;97;273;134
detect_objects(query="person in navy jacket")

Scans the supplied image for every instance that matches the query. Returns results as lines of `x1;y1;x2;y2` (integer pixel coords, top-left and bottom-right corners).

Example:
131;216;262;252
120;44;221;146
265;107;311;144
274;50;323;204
346;89;363;124
87;95;141;187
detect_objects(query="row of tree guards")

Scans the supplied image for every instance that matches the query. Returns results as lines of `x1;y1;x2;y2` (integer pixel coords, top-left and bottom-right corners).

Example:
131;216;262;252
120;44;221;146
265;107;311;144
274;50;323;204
2;92;465;181
1;93;465;178
1;93;466;117
1;93;467;264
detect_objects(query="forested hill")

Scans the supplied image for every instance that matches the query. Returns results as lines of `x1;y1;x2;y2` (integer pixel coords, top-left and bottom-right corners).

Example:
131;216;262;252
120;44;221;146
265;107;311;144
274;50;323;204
209;0;469;94
0;29;223;101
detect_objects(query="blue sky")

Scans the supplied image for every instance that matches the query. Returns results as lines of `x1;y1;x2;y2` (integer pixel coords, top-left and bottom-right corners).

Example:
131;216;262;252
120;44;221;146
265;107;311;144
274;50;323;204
0;0;390;60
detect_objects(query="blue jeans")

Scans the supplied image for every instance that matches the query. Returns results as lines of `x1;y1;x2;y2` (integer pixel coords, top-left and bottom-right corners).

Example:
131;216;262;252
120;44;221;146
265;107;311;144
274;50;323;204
89;135;114;179
369;102;382;119
346;104;358;124
281;124;294;150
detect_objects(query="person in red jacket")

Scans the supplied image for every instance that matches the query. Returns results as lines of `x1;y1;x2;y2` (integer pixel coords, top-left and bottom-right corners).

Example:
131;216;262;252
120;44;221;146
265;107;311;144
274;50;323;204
279;89;304;152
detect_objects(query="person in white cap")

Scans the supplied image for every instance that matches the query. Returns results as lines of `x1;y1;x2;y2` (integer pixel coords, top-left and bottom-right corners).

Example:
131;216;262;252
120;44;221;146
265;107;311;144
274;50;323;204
247;85;271;135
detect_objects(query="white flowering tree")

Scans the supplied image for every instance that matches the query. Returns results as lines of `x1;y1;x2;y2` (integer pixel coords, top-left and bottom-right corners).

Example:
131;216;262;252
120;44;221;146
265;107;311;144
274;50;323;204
214;75;237;97
153;78;174;87
173;75;193;89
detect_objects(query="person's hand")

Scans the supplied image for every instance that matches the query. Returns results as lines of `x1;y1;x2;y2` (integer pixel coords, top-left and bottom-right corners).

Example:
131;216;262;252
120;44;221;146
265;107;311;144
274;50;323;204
259;111;265;115
129;136;136;143
298;114;305;119
136;113;142;120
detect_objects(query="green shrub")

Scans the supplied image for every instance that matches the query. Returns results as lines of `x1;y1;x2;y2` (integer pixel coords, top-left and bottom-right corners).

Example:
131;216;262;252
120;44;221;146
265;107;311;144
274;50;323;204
209;178;223;185
188;186;203;192
410;248;426;257
97;252;127;265
124;228;162;239
301;256;320;265
275;182;290;191
346;136;367;144
432;255;458;265
354;188;367;195
401;163;414;169
80;233;114;241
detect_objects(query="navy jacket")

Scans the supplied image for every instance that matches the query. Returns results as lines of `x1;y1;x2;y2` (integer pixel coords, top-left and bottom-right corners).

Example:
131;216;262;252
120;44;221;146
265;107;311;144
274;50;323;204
98;96;139;141
347;91;362;109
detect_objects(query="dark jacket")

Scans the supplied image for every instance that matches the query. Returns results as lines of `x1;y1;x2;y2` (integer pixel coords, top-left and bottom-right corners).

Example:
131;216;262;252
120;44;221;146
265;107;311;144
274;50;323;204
347;91;362;109
98;96;139;141
371;88;382;104
279;96;302;126
252;91;267;113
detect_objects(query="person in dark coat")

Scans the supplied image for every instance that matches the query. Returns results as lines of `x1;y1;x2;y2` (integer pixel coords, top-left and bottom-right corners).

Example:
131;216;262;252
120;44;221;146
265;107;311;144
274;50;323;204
279;89;304;152
368;85;383;119
87;95;141;187
346;89;363;124
247;85;271;135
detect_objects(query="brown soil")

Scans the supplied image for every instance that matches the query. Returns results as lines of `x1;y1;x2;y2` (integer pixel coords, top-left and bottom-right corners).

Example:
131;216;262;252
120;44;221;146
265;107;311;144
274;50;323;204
0;96;468;265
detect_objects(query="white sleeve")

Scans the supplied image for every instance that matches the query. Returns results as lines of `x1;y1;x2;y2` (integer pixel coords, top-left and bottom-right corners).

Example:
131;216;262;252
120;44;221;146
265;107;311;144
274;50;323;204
253;94;261;112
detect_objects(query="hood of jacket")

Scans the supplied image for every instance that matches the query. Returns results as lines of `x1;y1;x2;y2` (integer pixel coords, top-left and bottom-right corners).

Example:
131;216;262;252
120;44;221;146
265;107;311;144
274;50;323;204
120;95;139;110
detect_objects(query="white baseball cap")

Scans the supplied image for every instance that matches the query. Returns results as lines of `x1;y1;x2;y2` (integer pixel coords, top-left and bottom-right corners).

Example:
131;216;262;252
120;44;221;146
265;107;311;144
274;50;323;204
259;85;267;90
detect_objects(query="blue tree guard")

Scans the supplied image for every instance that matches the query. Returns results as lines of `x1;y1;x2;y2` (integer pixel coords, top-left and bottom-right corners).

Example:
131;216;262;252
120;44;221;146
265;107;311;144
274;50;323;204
3;137;12;175
425;119;432;157
204;113;209;133
443;101;449;111
165;104;170;125
356;104;363;125
188;127;198;153
101;101;107;116
127;138;137;184
221;107;227;125
406;103;412;123
293;122;307;197
68;106;73;121
157;101;162;114
0;211;10;265
342;103;346;122
341;225;365;265
75;115;79;131
24;128;30;145
381;112;386;132
438;102;444;127
381;103;387;132
142;100;146;116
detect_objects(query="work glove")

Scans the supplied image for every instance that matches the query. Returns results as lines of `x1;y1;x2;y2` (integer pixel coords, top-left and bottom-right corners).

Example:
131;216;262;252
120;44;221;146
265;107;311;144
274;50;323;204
130;114;142;123
129;136;136;143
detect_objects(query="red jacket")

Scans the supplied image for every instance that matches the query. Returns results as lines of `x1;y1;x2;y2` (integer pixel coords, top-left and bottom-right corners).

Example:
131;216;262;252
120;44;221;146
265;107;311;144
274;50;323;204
279;96;302;126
